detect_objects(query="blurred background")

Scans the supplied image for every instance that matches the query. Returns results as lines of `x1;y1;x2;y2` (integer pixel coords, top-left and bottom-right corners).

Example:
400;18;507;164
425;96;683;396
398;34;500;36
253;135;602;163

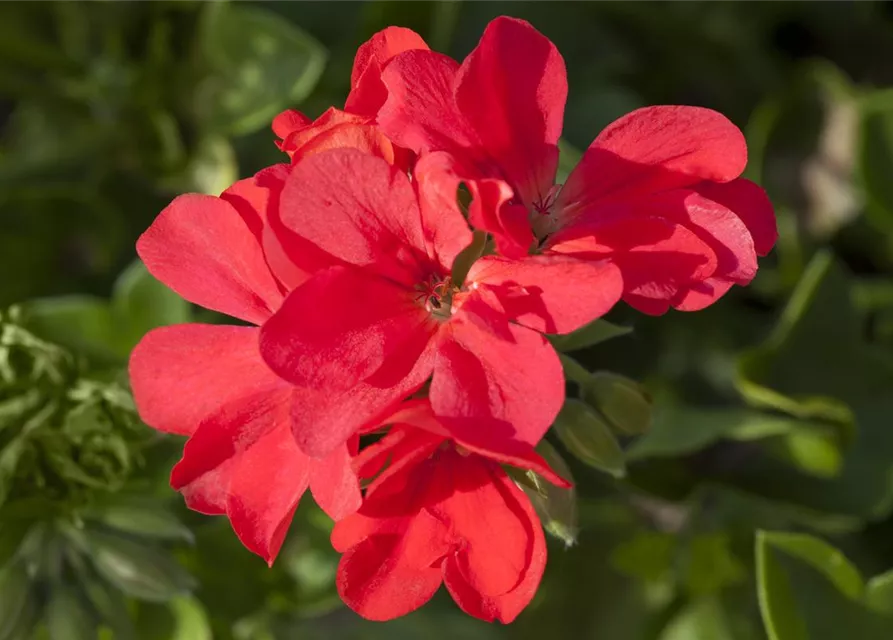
2;1;893;638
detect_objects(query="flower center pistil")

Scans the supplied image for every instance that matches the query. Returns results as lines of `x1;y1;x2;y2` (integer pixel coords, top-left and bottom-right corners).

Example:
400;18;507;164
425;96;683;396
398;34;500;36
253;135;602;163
415;275;458;321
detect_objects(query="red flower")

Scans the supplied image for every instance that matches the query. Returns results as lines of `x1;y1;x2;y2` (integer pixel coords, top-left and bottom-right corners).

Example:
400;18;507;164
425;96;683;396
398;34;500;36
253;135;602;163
257;147;623;458
332;401;569;622
368;16;777;313
272;27;426;167
129;170;364;564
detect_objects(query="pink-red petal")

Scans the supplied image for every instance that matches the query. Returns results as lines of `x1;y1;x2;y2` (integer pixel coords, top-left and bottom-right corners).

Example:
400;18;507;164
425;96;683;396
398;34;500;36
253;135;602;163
129;324;276;436
259;265;434;391
277;148;436;285
559;106;747;221
346;27;430;116
695;178;777;257
137;194;283;324
431;291;564;447
467;254;623;334
455;17;566;207
378;49;478;156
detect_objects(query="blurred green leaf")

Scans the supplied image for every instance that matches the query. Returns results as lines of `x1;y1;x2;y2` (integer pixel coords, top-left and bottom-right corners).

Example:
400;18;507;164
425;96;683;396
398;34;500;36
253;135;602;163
82;575;135;640
88;500;193;544
198;3;327;135
756;531;890;640
865;569;893;616
45;588;95;640
757;532;812;640
582;372;652;436
759;532;863;601
554;398;626;478
549;319;632;352
87;531;195;603
111;260;190;351
23;296;118;363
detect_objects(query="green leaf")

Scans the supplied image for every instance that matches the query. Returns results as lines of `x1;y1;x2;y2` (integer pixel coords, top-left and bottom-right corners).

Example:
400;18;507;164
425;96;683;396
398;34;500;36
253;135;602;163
513;440;578;547
82;575;135;640
549;319;632;352
582;372;652;436
865;569;893;616
760;531;863;600
553;399;626;478
45;588;95;640
757;532;810;640
0;564;31;639
23;296;119;363
198;3;327;135
87;501;193;544
755;531;893;640
111;260;190;352
87;531;195;603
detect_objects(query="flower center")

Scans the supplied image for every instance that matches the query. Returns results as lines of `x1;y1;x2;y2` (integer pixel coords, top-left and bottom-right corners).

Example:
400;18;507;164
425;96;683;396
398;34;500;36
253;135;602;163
415;276;457;321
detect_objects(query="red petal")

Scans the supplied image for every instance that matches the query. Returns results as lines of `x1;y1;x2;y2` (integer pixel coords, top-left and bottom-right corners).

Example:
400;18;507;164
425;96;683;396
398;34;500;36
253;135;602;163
378;50;478;156
430;451;530;597
412;152;475;271
272;109;311;141
169;385;316;563
336;509;449;621
259;265;434;391
559;106;747;221
548;206;731;314
129;325;276;436
346;27;430;116
170;386;292;493
467;177;535;260
442;463;546;623
221;165;314;291
137;194;283;324
695;178;777;257
379;401;570;488
225;419;312;564
671;277;735;312
288;334;437;458
278;148;438;284
309;444;362;521
467;254;623;334
431;291;564;447
455;17;566;207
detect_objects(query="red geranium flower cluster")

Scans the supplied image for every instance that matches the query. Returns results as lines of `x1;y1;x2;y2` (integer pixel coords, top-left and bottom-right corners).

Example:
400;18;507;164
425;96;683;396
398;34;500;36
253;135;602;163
129;16;776;623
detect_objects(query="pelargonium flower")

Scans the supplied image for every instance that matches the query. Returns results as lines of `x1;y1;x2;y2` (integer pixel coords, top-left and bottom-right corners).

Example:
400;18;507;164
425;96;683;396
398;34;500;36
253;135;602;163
365;16;777;313
257;147;624;458
129;169;367;564
333;400;569;623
